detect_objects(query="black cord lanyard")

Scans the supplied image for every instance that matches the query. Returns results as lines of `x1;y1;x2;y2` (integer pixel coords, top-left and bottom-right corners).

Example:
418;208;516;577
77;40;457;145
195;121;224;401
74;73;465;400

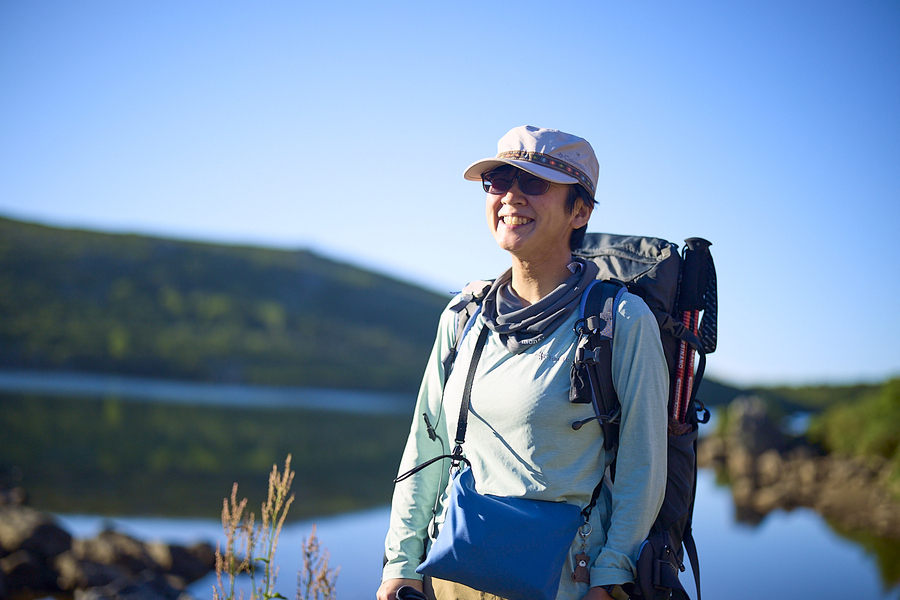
393;324;488;482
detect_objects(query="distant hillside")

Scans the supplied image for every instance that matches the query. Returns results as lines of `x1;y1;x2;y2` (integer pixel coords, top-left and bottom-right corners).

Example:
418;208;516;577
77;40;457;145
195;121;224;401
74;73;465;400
1;216;879;407
0;217;449;391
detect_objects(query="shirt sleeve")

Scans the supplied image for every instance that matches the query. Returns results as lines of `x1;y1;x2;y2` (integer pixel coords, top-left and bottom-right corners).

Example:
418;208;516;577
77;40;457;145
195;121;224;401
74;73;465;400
382;300;458;582
590;293;669;586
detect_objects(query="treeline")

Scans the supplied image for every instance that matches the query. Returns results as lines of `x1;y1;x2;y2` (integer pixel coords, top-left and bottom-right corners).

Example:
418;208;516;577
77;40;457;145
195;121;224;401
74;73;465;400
0;217;449;391
808;378;900;497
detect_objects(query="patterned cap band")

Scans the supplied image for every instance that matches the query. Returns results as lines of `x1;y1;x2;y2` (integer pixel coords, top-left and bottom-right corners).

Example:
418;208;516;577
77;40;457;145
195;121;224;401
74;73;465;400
464;126;599;198
496;150;595;194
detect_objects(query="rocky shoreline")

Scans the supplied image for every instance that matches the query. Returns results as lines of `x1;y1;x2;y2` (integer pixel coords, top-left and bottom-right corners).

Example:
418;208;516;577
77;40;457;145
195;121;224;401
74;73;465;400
698;396;900;539
0;493;216;600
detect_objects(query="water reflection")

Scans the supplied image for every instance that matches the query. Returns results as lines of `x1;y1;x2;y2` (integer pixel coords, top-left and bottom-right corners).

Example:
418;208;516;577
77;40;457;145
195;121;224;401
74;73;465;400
688;471;899;599
57;471;900;600
698;400;900;591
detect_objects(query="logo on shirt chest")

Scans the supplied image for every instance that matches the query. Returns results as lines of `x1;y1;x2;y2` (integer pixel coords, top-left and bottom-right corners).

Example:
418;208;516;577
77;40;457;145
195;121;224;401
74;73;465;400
535;350;565;363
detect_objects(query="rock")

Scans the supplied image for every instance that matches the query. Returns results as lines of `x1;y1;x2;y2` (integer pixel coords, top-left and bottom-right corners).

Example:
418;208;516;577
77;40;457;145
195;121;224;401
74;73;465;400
55;550;128;591
74;530;161;574
730;476;756;506
696;436;726;468
0;500;215;600
74;570;191;600
726;447;757;481
756;450;783;487
751;486;784;514
0;507;72;597
145;541;172;571
166;543;216;584
725;396;788;456
0;505;72;559
144;540;215;587
0;548;58;594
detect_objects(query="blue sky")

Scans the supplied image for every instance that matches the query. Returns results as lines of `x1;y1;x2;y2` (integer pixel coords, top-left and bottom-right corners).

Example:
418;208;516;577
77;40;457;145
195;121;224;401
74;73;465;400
1;1;898;387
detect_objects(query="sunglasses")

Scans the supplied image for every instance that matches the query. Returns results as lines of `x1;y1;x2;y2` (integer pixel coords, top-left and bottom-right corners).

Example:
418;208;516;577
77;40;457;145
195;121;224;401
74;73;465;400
481;167;551;196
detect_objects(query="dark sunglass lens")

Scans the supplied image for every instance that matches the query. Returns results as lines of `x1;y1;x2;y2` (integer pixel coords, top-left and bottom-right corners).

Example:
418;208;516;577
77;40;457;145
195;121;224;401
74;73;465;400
519;176;550;195
481;167;549;195
483;172;513;194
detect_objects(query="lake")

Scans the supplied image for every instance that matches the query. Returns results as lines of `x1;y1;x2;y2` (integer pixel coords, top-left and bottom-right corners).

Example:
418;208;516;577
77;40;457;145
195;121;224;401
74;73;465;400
4;370;898;598
57;470;899;600
0;369;412;414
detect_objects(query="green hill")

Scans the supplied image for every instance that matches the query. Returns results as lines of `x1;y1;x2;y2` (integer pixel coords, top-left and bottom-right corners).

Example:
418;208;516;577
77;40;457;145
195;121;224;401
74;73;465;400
0;216;449;391
0;215;879;406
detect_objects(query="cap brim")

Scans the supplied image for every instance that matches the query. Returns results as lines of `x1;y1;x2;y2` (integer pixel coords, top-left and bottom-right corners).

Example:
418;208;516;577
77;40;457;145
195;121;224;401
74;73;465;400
463;158;580;186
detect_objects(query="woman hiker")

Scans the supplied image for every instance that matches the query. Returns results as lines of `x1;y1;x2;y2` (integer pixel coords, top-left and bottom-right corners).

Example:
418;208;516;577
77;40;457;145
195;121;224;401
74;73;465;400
377;125;668;600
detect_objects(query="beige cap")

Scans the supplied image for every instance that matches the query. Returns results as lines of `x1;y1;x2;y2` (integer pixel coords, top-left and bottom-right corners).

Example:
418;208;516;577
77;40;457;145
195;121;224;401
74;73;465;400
463;125;599;198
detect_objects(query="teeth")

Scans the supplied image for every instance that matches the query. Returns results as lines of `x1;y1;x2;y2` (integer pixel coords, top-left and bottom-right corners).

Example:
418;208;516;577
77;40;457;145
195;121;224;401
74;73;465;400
503;216;531;225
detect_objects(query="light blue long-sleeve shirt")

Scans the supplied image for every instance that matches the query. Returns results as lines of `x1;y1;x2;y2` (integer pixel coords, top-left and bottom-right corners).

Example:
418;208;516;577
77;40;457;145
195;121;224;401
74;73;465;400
383;290;668;598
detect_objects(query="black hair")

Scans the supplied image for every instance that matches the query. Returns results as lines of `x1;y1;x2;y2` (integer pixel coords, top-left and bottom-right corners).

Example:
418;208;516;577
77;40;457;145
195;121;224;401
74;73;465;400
566;184;596;250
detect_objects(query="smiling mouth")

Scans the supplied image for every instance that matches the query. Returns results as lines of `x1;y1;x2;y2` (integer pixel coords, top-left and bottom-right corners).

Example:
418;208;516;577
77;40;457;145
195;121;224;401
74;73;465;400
501;216;533;226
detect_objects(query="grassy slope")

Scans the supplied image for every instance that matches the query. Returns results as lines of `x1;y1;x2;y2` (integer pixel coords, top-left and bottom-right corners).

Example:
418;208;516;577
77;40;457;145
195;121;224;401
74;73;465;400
0;217;449;391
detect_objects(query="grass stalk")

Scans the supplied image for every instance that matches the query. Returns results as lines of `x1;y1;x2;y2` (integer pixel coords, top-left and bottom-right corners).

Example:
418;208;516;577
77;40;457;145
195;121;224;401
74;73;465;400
213;455;337;600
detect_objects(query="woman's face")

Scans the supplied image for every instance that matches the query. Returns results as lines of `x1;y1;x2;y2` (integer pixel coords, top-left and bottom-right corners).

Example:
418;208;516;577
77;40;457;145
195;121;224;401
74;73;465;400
485;169;589;263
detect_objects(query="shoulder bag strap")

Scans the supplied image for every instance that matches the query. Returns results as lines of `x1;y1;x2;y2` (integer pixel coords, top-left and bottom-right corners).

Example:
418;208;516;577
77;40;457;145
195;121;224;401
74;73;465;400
451;324;490;462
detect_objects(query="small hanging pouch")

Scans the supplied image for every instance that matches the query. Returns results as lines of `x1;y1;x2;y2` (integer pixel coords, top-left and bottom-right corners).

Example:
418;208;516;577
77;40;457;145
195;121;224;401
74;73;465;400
417;464;583;600
406;325;585;600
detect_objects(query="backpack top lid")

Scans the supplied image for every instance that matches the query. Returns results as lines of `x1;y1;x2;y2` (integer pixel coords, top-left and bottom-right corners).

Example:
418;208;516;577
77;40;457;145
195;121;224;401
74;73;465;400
573;233;682;316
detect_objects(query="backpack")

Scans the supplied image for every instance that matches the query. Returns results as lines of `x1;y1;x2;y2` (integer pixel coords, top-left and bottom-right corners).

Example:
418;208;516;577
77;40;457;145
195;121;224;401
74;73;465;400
445;232;717;600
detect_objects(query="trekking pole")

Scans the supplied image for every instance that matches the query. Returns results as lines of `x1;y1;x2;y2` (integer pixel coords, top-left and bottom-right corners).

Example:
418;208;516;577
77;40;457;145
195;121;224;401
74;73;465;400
679;310;700;423
675;238;713;424
672;322;689;425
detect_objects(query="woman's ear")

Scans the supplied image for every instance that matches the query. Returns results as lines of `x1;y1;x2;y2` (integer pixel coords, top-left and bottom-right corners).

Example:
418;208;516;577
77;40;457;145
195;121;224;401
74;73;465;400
571;197;593;229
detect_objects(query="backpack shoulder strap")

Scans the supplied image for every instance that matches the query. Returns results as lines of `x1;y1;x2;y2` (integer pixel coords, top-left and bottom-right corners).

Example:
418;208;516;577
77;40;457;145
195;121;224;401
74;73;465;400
570;280;627;451
572;279;626;517
441;280;492;385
